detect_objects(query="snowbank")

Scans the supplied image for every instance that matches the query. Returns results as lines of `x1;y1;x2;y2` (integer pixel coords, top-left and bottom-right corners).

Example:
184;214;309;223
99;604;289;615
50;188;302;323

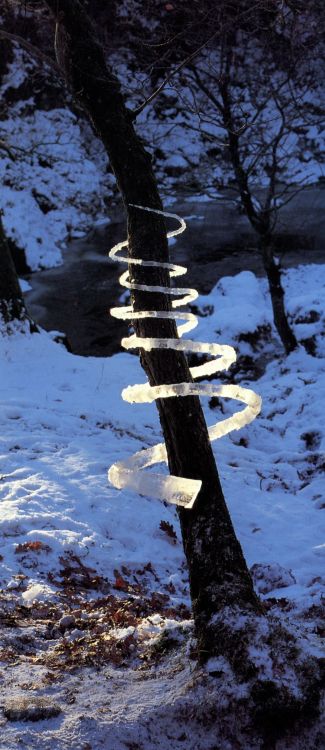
0;50;113;270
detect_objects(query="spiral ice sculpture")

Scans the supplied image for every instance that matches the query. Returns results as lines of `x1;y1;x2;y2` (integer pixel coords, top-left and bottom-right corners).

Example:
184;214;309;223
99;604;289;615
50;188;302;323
108;205;261;509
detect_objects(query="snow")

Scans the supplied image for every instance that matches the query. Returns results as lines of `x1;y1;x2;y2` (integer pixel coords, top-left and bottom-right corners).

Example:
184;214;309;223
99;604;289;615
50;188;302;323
1;46;32;93
165;154;188;169
186;265;324;614
0;256;324;748
18;279;32;293
0;50;113;271
0;328;185;593
191;266;325;359
186;193;217;202
193;271;269;345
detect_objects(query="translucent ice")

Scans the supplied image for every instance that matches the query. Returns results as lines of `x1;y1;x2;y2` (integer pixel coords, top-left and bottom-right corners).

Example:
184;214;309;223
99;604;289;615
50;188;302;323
108;205;262;509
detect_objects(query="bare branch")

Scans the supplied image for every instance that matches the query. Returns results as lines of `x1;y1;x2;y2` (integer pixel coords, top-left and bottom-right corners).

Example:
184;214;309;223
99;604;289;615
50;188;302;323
0;138;16;161
131;29;221;120
0;29;60;76
188;64;224;116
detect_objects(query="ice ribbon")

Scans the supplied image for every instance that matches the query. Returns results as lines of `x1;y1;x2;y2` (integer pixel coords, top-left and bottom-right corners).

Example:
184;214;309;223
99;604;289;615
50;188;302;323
108;205;262;509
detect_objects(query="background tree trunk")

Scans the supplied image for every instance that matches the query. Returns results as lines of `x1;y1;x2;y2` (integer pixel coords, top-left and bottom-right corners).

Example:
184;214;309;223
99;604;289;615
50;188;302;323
259;233;298;355
44;0;262;662
0;212;26;324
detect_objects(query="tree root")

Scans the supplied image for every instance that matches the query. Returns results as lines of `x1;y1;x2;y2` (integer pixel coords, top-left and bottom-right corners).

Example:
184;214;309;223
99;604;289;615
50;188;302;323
195;606;323;745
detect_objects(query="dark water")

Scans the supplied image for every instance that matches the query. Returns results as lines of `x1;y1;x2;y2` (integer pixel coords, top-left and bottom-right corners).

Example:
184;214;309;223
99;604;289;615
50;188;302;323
25;221;127;357
25;188;324;357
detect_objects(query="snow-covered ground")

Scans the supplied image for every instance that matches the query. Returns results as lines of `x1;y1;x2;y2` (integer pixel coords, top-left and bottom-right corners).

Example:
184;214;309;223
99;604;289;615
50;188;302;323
0;260;324;749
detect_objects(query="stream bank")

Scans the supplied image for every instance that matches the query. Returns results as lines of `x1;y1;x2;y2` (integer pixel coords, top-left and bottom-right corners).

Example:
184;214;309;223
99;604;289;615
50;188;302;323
24;188;324;357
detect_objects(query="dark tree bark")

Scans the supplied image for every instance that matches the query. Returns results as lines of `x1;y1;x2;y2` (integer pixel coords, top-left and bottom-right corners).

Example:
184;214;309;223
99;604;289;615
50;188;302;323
259;233;297;355
0;211;26;324
44;0;262;663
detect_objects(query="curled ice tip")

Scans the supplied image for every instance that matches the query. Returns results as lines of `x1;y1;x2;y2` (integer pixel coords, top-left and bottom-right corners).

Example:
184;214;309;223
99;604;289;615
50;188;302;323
108;205;262;509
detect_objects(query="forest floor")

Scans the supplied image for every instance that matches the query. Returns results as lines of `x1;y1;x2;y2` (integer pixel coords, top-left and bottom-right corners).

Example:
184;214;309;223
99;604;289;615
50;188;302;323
0;262;324;749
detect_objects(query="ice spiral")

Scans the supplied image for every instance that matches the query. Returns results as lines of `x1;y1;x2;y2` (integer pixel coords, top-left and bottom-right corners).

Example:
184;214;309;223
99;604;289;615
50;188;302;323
108;205;261;509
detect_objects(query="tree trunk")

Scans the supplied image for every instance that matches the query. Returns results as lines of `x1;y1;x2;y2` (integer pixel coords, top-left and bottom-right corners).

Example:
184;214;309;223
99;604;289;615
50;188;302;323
44;0;262;662
260;234;298;355
0;211;26;324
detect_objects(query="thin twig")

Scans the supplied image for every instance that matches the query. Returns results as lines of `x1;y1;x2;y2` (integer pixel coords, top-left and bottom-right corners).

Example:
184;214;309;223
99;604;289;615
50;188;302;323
0;29;60;76
131;31;220;120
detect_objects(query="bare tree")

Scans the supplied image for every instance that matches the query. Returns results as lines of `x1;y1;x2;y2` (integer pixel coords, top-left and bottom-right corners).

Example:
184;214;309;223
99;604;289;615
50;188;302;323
183;4;323;354
126;0;324;354
188;51;301;354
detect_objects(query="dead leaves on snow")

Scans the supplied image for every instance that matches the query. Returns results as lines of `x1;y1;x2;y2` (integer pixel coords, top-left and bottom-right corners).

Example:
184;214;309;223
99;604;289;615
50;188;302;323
0;574;191;673
15;541;52;554
48;552;110;595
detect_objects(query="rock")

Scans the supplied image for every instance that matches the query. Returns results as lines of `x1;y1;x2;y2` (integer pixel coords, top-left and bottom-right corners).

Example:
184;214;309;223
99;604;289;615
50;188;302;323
165;154;189;177
4;697;62;722
250;562;296;595
67;628;84;641
58;614;75;631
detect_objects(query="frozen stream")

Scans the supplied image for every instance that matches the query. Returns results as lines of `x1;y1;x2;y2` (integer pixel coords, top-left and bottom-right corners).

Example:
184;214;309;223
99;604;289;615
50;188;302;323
25;188;325;357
